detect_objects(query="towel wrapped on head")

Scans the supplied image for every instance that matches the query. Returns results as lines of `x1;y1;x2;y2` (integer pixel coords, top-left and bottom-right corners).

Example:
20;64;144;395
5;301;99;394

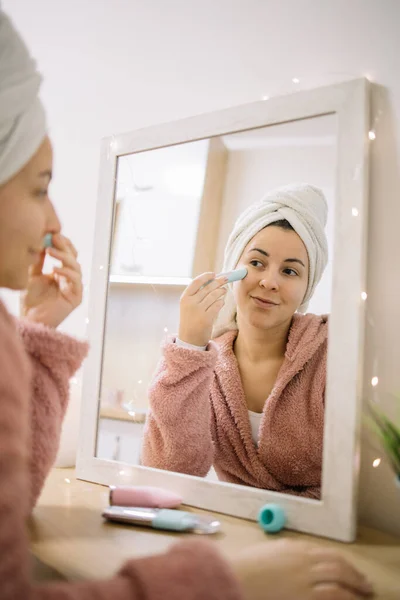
213;183;329;337
0;9;46;186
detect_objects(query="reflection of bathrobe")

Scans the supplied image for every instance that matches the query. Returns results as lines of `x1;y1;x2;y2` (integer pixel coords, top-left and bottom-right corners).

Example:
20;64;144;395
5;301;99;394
142;314;327;499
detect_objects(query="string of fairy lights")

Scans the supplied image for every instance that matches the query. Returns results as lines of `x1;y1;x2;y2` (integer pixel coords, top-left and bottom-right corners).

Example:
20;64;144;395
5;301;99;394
71;74;389;482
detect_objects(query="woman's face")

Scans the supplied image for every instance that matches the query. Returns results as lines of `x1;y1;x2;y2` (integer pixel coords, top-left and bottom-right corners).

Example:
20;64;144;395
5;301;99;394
234;225;309;332
0;136;61;290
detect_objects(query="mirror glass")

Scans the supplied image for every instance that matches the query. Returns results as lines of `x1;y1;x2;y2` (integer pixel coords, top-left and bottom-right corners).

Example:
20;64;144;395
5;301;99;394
96;114;337;500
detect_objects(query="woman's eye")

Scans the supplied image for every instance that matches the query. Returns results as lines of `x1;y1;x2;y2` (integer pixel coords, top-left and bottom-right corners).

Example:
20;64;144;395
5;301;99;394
283;268;298;276
249;259;263;268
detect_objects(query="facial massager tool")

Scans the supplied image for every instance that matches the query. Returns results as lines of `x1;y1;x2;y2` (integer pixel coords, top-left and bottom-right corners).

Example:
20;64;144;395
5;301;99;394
258;503;286;533
43;233;53;248
201;267;248;289
102;506;221;534
218;266;248;283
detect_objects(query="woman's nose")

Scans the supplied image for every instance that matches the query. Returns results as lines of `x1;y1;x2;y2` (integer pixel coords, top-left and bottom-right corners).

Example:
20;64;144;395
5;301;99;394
47;198;61;234
259;271;279;291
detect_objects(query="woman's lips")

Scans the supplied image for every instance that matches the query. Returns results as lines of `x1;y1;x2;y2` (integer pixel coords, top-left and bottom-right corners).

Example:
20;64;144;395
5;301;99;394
251;296;279;309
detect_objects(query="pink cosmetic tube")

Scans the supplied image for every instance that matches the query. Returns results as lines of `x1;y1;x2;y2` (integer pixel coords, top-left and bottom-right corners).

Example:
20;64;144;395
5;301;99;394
109;485;183;509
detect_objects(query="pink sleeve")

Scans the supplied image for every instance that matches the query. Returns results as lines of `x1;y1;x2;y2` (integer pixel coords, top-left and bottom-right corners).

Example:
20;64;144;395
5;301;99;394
31;541;242;600
15;318;89;509
0;307;242;600
141;340;218;476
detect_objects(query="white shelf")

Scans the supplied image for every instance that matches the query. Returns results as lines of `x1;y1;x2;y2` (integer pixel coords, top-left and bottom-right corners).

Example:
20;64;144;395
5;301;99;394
109;274;191;286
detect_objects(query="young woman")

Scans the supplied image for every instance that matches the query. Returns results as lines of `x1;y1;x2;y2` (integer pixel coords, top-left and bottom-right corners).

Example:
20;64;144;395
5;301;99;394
0;8;373;600
142;184;328;499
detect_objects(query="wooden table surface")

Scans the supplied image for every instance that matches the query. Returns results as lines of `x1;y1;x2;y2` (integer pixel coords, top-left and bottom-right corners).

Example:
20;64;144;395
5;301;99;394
29;468;400;598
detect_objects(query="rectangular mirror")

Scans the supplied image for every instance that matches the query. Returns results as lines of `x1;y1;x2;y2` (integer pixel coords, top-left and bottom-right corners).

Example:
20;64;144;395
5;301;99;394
77;79;369;542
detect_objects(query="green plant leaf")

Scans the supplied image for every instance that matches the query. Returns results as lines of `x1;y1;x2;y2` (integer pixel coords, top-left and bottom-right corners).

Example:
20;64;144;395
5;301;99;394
366;397;400;476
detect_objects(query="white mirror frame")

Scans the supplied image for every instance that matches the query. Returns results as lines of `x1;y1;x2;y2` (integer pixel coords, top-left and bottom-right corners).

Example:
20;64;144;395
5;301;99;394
77;78;370;542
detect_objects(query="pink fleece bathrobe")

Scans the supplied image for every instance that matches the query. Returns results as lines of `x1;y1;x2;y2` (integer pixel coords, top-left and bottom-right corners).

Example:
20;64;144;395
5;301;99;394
142;313;328;500
0;300;241;600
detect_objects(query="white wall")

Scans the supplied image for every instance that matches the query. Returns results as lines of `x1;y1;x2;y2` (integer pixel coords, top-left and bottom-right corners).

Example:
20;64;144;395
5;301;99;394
214;117;337;315
102;285;181;410
113;141;208;278
4;0;400;535
0;288;20;314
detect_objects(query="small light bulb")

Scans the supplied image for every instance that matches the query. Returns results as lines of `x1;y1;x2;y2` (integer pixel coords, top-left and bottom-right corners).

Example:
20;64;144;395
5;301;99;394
119;470;125;476
65;478;71;484
352;208;359;217
368;131;376;140
99;265;104;271
164;327;168;333
372;458;381;468
85;317;89;325
361;292;368;301
138;380;142;384
262;95;270;101
292;77;300;84
371;376;379;387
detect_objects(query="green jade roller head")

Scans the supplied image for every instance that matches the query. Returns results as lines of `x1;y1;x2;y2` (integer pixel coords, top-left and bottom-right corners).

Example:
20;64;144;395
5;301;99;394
43;233;53;249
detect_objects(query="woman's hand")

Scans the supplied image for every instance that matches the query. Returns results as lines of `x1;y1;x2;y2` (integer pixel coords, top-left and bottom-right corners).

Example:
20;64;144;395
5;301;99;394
230;539;374;600
21;233;83;329
178;272;228;347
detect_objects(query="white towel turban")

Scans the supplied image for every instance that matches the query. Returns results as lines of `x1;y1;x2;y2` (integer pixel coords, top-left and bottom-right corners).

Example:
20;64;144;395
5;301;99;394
0;8;46;186
213;183;328;337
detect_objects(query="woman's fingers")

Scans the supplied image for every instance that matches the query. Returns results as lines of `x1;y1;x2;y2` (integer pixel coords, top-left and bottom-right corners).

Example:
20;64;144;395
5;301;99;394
53;267;82;296
179;271;228;346
50;233;78;257
197;275;228;302
314;583;373;599
29;249;46;277
47;246;81;273
185;272;229;297
185;272;216;296
202;287;227;311
65;237;78;258
191;275;228;303
50;233;67;251
206;298;225;317
310;552;373;597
